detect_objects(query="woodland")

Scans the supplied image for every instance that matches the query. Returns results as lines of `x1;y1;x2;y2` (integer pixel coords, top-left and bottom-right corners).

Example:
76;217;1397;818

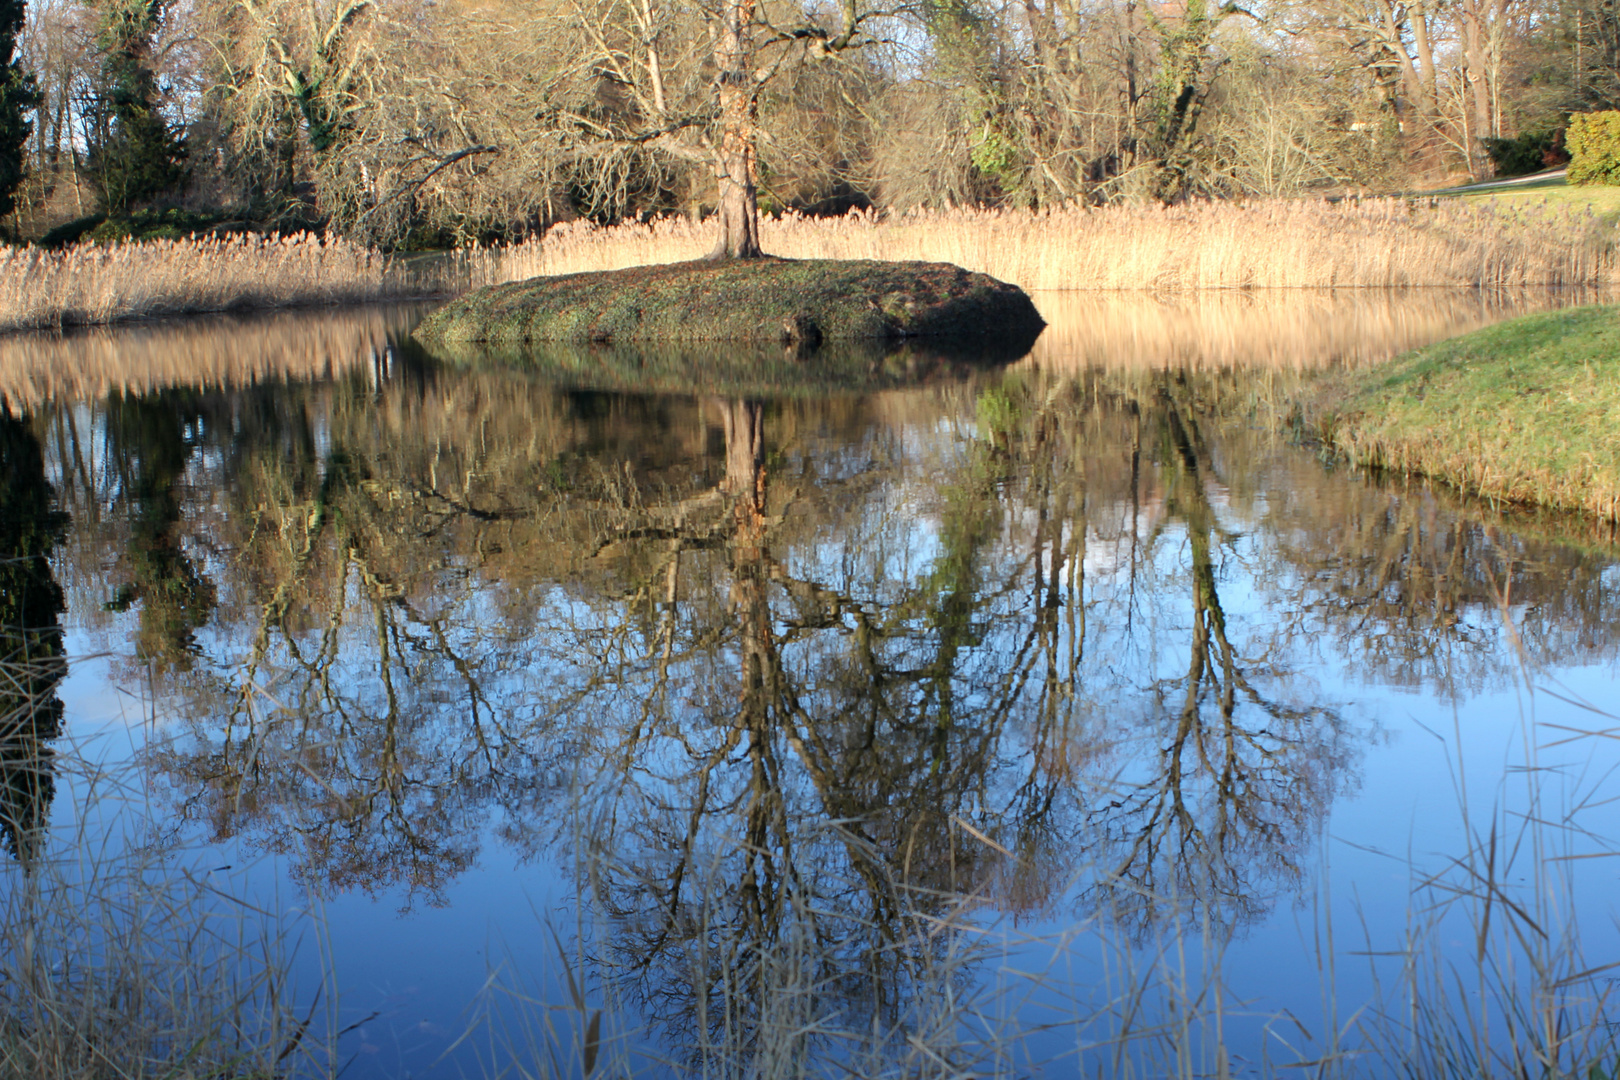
0;1;1616;248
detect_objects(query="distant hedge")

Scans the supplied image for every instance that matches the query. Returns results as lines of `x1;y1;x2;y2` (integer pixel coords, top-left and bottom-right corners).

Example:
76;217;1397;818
1566;111;1620;185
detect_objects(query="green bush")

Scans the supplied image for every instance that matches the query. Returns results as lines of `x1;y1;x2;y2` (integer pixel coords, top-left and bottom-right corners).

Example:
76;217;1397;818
1482;126;1567;177
1566;111;1620;185
38;208;245;248
38;214;108;247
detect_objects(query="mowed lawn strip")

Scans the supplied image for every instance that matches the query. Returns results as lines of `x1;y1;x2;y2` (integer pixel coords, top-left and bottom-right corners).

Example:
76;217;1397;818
1321;304;1620;522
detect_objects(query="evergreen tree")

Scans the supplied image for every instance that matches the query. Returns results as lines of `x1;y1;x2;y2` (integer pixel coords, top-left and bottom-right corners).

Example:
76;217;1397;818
0;0;39;223
90;0;186;213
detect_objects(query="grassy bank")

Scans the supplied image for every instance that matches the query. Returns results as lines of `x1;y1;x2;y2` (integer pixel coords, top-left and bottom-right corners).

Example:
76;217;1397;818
1305;304;1620;522
1437;169;1620;219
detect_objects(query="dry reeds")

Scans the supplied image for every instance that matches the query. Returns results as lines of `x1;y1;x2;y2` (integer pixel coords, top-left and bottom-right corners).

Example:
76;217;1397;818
0;234;415;335
467;199;1618;292
0;199;1606;337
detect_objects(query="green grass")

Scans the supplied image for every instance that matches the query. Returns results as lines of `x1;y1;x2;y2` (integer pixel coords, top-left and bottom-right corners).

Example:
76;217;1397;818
1428;170;1620;220
1313;304;1620;521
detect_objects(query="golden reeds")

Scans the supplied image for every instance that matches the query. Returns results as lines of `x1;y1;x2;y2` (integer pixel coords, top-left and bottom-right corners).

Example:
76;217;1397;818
0;200;1608;336
0;233;414;334
468;199;1618;292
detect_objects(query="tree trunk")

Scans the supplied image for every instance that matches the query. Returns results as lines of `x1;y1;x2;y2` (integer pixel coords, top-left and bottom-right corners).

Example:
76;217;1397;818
1373;0;1422;109
1410;2;1439;116
1460;0;1495;176
709;0;764;260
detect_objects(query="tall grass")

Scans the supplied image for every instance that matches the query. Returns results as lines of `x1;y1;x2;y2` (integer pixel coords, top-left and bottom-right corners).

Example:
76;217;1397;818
0;234;414;334
466;200;1617;292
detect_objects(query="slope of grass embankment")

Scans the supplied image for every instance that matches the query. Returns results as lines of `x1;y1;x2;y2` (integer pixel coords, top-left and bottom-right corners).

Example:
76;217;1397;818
1435;167;1620;220
1309;305;1620;522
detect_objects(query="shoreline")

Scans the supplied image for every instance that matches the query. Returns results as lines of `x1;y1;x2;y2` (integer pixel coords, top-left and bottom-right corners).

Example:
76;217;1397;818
1292;304;1620;524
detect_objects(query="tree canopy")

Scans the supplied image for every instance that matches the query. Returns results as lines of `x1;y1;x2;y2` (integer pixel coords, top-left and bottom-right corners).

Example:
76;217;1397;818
8;0;1616;244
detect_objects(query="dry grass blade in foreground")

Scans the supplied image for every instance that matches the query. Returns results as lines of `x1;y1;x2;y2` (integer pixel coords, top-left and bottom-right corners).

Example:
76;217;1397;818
0;235;413;334
467;199;1617;292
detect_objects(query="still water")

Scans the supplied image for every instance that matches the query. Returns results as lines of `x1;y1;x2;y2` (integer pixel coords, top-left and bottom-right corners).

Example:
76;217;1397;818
2;289;1618;1078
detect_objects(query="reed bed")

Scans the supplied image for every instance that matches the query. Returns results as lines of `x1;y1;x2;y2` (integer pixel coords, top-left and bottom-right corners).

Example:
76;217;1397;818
0;200;1607;335
0;234;414;334
467;199;1618;292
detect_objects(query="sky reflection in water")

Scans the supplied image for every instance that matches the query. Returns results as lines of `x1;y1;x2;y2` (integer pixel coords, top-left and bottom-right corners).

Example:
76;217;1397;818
1;288;1617;1078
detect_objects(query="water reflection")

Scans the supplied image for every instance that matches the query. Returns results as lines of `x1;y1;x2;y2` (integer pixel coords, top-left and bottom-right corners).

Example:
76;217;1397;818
0;408;68;862
23;368;1612;890
1027;288;1602;371
0;307;409;411
4;295;1620;1070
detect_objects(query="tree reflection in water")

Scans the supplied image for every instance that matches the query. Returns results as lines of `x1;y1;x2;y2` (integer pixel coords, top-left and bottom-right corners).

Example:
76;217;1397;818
0;409;68;864
17;344;1620;1066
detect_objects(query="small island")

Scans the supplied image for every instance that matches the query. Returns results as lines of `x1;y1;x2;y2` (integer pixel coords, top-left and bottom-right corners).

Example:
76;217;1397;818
411;1;1044;358
412;257;1045;349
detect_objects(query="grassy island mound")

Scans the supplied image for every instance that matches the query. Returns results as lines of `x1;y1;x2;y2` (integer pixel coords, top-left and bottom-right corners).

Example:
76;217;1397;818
1309;304;1620;522
413;258;1045;347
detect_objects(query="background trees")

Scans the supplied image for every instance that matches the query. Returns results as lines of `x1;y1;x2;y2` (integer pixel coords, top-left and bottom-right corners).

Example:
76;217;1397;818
6;0;1619;243
0;0;38;226
84;0;187;212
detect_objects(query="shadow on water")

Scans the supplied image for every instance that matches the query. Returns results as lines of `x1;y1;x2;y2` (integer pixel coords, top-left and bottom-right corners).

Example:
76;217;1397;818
1;292;1618;1075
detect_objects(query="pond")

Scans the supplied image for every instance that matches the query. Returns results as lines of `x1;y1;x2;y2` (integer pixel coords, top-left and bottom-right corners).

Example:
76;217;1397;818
1;288;1617;1080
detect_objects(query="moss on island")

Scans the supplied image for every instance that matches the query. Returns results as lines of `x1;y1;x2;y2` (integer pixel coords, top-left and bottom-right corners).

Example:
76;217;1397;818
1304;304;1620;522
413;258;1045;347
